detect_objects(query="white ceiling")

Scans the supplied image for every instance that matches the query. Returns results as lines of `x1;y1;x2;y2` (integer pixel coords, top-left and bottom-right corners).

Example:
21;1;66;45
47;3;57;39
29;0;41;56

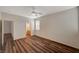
0;6;77;18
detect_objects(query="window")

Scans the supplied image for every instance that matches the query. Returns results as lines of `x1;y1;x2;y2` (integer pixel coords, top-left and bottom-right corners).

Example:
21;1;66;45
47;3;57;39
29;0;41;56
35;20;40;30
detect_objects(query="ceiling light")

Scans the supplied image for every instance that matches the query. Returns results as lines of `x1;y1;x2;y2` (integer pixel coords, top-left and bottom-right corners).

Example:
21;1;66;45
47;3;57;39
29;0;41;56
27;7;42;19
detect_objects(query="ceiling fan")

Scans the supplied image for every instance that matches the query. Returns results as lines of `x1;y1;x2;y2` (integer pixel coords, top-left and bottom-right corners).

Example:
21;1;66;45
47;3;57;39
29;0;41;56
27;6;43;19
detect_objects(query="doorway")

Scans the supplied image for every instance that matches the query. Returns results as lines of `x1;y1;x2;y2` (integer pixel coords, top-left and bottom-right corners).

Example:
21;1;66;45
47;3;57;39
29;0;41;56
3;21;14;52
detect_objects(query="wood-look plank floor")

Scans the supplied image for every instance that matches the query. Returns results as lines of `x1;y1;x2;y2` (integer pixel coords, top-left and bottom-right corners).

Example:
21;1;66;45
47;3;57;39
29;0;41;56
3;35;79;53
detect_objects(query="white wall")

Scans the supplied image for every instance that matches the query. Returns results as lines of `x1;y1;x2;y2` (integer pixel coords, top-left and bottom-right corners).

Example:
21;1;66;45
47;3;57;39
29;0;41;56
13;19;26;40
0;12;2;20
35;7;79;49
0;20;2;50
4;21;12;33
78;7;79;32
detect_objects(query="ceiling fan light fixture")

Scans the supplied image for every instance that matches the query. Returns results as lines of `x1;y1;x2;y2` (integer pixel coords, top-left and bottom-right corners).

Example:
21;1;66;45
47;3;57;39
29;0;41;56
27;7;43;19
